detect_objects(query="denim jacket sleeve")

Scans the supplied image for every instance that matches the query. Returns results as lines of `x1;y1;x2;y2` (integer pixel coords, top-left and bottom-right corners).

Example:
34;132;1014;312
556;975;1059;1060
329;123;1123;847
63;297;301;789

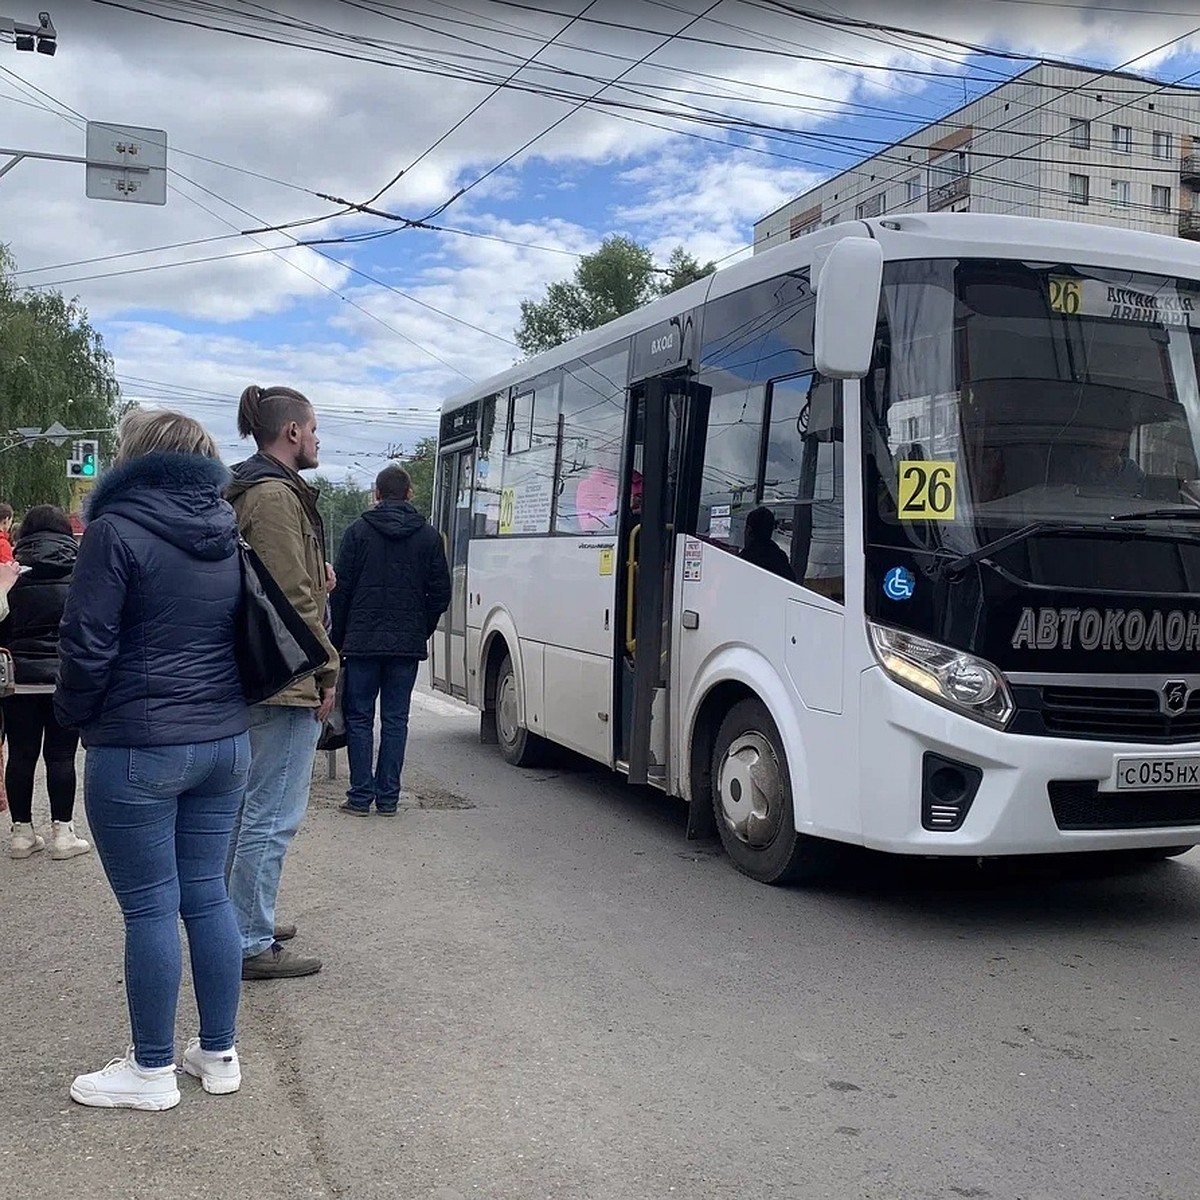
54;518;132;731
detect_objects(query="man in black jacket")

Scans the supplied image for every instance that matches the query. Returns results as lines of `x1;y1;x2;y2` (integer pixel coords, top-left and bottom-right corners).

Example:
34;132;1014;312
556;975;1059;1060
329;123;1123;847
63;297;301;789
330;465;451;815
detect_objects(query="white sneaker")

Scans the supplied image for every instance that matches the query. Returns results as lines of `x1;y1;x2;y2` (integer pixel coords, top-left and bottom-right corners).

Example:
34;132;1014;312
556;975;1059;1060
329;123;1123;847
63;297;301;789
70;1047;180;1111
49;820;91;860
182;1038;241;1095
9;822;44;859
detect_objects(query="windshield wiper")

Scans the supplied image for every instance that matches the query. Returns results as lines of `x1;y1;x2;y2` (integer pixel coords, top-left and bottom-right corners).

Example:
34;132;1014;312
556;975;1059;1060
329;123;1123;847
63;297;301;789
1110;508;1200;523
930;520;1089;580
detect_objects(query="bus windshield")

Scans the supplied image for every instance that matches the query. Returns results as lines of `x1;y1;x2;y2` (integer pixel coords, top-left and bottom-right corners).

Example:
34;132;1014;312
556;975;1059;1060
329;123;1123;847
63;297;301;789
864;258;1200;555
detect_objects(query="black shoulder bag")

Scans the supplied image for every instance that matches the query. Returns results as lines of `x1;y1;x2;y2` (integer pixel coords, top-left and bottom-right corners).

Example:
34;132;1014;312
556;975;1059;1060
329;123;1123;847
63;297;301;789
235;538;329;705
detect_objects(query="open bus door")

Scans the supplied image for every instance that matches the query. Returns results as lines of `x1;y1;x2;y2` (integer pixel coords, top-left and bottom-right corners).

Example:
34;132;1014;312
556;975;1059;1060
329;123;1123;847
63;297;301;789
616;372;708;787
431;444;474;698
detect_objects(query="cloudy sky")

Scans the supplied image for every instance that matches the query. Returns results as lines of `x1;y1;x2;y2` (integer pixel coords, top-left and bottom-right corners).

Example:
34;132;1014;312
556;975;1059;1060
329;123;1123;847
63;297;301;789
3;0;1200;481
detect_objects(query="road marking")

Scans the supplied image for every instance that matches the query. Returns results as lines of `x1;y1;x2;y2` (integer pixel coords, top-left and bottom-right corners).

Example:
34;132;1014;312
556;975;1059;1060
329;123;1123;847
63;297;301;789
412;689;475;719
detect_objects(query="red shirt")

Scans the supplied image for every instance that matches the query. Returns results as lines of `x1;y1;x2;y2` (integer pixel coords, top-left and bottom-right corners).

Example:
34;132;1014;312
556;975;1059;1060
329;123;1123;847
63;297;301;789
0;531;12;564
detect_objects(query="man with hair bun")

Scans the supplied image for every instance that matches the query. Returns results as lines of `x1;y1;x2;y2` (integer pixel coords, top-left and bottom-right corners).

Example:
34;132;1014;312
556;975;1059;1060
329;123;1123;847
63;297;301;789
330;463;449;815
226;384;339;980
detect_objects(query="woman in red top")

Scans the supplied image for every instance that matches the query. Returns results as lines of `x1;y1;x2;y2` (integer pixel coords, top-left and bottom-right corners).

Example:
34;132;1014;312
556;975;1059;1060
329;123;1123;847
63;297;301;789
0;503;14;564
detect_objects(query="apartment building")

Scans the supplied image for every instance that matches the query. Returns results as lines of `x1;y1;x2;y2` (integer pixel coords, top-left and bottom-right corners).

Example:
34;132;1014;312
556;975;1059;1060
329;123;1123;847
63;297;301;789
754;63;1200;251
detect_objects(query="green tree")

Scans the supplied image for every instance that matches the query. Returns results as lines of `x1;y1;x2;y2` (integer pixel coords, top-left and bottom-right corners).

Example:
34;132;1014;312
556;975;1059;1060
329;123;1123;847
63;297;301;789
0;245;127;515
314;434;438;558
514;235;717;356
313;475;373;560
401;435;437;520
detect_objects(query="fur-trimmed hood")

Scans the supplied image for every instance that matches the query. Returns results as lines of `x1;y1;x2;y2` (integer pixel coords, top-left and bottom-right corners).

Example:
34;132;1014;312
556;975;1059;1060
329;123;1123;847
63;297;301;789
87;452;239;562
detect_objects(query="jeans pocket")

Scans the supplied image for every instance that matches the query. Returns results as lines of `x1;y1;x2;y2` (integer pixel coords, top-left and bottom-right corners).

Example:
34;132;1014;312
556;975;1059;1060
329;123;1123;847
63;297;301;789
231;731;252;777
128;744;196;791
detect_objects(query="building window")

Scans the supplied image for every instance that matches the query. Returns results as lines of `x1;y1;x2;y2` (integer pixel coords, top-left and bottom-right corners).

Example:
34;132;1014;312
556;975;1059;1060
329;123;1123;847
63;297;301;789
1111;179;1131;207
1112;124;1133;153
1069;173;1089;205
1152;184;1172;213
821;211;840;227
856;192;885;220
789;219;817;240
1069;118;1091;149
1153;130;1173;160
930;148;969;188
905;175;921;203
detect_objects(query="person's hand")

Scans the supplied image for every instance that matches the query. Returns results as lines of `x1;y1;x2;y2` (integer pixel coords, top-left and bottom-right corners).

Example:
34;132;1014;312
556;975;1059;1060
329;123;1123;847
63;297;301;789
0;560;21;595
325;562;337;593
316;685;336;723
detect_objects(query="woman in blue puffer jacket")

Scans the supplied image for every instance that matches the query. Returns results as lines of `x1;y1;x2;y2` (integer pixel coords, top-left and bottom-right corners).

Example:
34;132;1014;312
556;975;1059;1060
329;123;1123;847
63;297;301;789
56;409;249;1111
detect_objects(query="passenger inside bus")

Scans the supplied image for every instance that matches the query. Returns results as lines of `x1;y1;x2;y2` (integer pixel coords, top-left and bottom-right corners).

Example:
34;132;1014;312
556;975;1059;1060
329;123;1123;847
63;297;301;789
1078;425;1146;495
739;507;797;582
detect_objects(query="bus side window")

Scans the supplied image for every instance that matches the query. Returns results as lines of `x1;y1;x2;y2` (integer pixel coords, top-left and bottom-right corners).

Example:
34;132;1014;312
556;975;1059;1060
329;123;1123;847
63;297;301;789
555;344;630;535
762;374;844;603
696;383;766;544
473;394;504;537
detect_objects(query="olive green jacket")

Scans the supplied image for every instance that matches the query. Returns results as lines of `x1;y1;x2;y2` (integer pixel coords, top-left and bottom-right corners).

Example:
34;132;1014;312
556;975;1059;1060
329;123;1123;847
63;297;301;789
227;453;338;706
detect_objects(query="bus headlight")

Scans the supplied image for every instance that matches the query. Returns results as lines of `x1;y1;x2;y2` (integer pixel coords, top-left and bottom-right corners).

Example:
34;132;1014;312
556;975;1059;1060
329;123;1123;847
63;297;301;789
867;621;1014;728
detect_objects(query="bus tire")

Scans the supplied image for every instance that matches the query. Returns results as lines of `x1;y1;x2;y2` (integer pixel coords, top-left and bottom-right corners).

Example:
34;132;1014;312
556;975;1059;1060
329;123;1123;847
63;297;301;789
711;698;818;885
495;653;546;768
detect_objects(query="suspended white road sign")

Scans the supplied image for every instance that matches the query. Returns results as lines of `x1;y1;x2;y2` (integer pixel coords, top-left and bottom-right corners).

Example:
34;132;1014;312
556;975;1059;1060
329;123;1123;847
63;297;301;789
84;122;167;206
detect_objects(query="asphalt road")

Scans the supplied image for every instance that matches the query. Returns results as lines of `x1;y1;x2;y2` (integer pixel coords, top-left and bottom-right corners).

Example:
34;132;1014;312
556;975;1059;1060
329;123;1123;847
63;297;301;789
3;687;1199;1200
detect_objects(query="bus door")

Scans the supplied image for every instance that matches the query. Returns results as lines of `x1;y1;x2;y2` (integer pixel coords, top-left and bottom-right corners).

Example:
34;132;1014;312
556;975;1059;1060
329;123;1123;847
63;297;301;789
617;372;706;786
431;443;474;698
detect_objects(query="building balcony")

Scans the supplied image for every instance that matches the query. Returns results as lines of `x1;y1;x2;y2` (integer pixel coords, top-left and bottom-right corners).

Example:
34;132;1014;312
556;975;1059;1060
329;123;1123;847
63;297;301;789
1181;155;1200;185
1179;211;1200;239
928;174;969;212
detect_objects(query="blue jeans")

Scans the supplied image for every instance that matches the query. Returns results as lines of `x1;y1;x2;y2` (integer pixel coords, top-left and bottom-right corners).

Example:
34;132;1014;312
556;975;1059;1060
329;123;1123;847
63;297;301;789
85;735;250;1070
227;704;321;958
343;656;420;812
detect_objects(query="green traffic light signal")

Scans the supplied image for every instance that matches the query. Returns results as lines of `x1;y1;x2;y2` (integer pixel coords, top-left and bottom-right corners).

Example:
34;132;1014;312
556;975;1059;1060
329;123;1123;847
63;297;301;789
81;461;96;477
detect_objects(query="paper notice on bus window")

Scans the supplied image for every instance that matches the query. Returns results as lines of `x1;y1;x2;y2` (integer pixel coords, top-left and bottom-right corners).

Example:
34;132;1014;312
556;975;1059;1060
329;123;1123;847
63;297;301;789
1049;275;1199;327
683;538;703;582
710;503;733;541
599;547;615;576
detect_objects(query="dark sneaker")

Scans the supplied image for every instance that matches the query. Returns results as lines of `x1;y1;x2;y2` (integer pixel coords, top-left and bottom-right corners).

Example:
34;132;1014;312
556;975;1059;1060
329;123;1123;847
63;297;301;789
338;801;371;817
242;942;322;980
274;922;297;942
376;807;399;817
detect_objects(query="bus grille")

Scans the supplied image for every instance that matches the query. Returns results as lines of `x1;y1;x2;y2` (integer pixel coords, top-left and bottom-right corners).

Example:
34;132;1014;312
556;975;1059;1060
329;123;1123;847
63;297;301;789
1010;685;1200;743
1049;781;1200;830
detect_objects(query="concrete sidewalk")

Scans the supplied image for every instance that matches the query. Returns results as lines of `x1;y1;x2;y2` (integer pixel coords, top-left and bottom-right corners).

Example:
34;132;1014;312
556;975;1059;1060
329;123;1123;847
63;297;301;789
2;750;361;1200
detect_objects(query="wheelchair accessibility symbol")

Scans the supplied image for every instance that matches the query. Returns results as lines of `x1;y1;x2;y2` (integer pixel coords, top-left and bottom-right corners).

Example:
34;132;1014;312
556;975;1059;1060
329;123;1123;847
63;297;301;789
883;566;915;601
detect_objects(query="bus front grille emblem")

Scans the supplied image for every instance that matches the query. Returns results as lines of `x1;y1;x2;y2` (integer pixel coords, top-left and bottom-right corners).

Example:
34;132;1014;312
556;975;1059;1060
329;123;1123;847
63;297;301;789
1162;681;1189;715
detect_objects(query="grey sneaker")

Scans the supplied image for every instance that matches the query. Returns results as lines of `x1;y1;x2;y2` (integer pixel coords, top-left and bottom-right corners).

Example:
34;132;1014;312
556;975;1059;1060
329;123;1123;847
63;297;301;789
241;942;322;980
338;801;370;817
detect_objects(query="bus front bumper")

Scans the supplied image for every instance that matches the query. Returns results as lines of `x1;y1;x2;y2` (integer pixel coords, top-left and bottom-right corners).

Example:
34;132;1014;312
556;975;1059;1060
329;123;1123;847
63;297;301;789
856;666;1200;856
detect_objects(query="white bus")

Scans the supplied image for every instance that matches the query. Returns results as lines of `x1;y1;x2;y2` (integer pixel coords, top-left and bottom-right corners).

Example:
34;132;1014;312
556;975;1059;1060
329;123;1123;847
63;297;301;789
431;213;1200;882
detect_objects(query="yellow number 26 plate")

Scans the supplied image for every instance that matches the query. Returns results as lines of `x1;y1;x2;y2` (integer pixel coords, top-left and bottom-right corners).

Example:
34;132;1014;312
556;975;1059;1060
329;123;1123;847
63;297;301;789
898;460;956;521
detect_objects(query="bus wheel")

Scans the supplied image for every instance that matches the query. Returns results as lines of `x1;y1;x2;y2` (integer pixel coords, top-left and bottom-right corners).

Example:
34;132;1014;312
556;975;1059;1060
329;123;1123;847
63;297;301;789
711;698;811;885
495;654;545;768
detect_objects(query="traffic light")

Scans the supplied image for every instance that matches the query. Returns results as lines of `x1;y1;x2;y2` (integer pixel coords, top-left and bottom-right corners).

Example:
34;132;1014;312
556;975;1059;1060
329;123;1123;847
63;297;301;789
68;440;99;479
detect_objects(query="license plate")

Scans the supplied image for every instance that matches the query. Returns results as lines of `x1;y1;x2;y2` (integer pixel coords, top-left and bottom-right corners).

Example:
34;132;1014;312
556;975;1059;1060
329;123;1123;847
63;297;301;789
1114;756;1200;791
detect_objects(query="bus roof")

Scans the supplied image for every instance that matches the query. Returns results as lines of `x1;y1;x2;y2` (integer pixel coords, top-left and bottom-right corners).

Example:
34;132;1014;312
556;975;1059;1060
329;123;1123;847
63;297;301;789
442;213;1200;416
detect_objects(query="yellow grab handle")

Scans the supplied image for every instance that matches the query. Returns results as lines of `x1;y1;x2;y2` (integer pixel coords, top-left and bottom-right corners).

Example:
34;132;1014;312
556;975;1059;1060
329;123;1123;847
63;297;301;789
625;523;640;656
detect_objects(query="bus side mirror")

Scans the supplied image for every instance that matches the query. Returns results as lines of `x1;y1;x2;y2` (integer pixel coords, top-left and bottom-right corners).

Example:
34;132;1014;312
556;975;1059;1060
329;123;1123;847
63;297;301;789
813;237;884;379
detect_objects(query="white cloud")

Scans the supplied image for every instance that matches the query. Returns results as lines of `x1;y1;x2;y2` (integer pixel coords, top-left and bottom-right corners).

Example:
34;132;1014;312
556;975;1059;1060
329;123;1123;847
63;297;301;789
4;0;1199;473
